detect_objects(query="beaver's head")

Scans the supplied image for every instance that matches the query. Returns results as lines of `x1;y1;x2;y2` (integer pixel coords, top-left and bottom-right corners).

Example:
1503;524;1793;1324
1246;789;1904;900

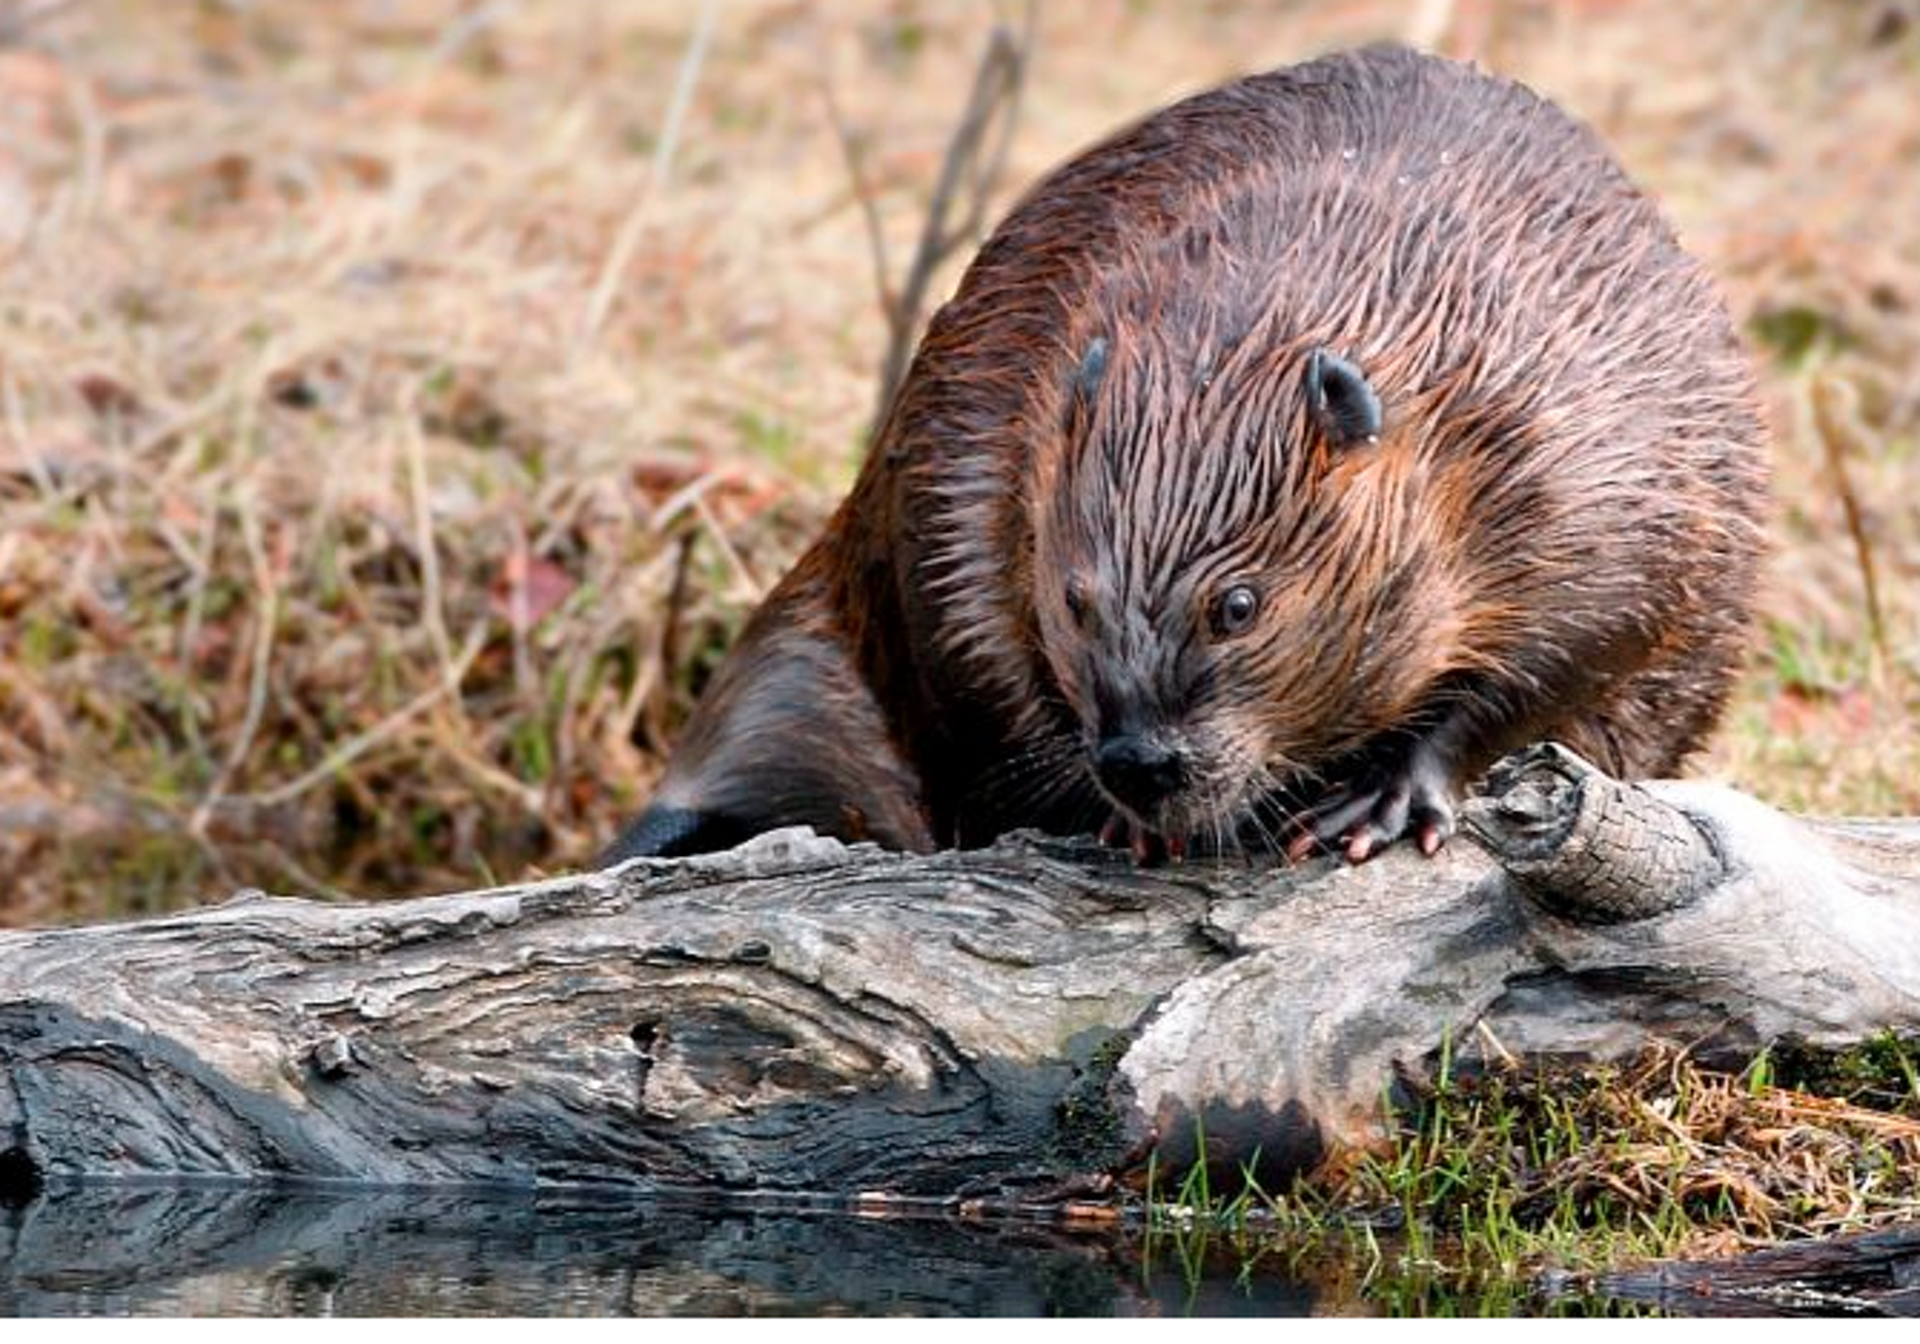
1030;328;1472;845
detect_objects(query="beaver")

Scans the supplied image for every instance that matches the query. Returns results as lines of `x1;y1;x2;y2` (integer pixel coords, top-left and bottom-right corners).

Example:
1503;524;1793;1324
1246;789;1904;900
605;44;1768;867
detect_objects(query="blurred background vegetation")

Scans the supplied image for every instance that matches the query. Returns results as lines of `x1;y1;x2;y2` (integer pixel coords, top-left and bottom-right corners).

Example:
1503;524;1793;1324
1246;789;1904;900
0;0;1914;926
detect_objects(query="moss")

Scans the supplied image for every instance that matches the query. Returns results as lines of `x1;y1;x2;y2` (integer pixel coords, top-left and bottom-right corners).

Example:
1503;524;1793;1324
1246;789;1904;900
1051;1030;1134;1169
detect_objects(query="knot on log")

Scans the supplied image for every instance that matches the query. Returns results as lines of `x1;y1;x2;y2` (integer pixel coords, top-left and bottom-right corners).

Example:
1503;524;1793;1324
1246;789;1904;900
0;1144;43;1205
1464;743;1725;923
310;1032;357;1079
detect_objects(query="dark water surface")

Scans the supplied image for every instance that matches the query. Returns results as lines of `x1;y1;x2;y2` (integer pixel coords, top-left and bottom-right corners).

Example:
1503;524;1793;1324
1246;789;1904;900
0;1184;1601;1317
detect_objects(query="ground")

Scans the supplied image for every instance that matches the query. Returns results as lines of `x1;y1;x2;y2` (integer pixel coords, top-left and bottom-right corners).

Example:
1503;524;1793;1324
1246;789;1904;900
0;0;1915;924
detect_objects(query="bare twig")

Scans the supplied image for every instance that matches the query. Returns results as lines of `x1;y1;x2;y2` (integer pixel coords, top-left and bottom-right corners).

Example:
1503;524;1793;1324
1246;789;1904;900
1811;373;1888;679
427;703;544;813
657;528;697;694
176;498;222;753
424;0;516;68
403;411;458;690
639;528;700;751
60;51;107;229
610;542;691;748
692;491;759;602
507;514;536;705
964;6;1032;218
191;492;278;839
817;73;893;334
648;469;761;600
850;4;1038;433
577;1;722;354
239;621;489;810
1;373;58;499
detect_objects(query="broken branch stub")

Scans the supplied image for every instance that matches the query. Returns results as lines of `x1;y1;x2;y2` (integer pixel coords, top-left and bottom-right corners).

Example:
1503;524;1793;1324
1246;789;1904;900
1467;742;1726;922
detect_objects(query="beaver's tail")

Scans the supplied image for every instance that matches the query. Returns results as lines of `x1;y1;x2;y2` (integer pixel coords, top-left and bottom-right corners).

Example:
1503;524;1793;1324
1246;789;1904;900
599;569;934;865
599;804;749;865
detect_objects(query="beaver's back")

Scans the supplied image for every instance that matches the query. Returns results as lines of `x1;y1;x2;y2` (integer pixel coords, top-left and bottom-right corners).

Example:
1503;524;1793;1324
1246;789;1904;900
608;46;1765;862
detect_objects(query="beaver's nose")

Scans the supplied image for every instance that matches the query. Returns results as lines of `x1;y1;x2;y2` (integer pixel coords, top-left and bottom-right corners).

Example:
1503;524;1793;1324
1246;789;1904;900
1094;735;1188;814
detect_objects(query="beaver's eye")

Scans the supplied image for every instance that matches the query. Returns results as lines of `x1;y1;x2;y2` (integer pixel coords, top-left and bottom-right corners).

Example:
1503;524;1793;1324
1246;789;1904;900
1213;584;1261;637
1064;580;1090;625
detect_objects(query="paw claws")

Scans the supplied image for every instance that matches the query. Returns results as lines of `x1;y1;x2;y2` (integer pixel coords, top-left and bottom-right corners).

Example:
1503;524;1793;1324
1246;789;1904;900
1281;750;1456;864
1103;816;1171;867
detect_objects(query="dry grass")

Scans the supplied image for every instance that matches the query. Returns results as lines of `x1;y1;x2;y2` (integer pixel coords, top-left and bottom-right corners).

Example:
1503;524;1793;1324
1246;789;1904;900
1387;1047;1920;1247
1189;1043;1920;1308
1;0;1916;924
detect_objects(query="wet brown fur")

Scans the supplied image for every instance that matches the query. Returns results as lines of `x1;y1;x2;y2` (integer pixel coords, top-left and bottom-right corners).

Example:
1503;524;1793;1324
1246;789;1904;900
606;45;1768;863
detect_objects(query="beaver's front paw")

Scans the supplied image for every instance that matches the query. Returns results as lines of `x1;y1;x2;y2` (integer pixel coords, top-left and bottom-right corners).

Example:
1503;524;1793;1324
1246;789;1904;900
1283;741;1455;864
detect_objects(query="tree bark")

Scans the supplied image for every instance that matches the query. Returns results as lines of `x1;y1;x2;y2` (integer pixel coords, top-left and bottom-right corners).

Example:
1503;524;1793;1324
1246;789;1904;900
3;745;1919;1198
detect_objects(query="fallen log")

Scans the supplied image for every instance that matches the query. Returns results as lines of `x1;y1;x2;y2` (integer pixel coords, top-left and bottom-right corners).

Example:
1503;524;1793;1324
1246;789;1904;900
1584;1224;1920;1317
2;745;1918;1197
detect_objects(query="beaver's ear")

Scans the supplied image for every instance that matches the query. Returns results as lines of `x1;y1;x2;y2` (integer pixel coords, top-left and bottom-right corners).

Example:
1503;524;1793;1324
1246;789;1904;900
1064;336;1109;431
1075;336;1110;399
1306;348;1382;447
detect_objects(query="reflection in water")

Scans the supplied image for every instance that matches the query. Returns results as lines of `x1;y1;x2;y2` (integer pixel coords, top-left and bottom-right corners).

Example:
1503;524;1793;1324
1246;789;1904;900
2;1186;1323;1317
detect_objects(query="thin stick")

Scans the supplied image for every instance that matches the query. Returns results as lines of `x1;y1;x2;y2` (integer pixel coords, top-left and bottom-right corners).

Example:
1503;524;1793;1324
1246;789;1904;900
427;705;544;813
424;0;514;67
404;411;458;692
818;67;894;337
1811;373;1888;681
508;514;535;706
2;373;58;498
693;491;760;602
647;469;760;599
240;621;489;809
177;498;222;724
868;6;1036;430
657;528;698;706
635;529;701;750
191;492;278;839
577;1;722;354
963;3;1036;237
62;47;106;228
607;543;686;746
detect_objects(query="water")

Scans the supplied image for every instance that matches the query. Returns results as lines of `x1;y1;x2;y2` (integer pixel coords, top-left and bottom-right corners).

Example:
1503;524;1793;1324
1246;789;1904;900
1;1184;1599;1317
